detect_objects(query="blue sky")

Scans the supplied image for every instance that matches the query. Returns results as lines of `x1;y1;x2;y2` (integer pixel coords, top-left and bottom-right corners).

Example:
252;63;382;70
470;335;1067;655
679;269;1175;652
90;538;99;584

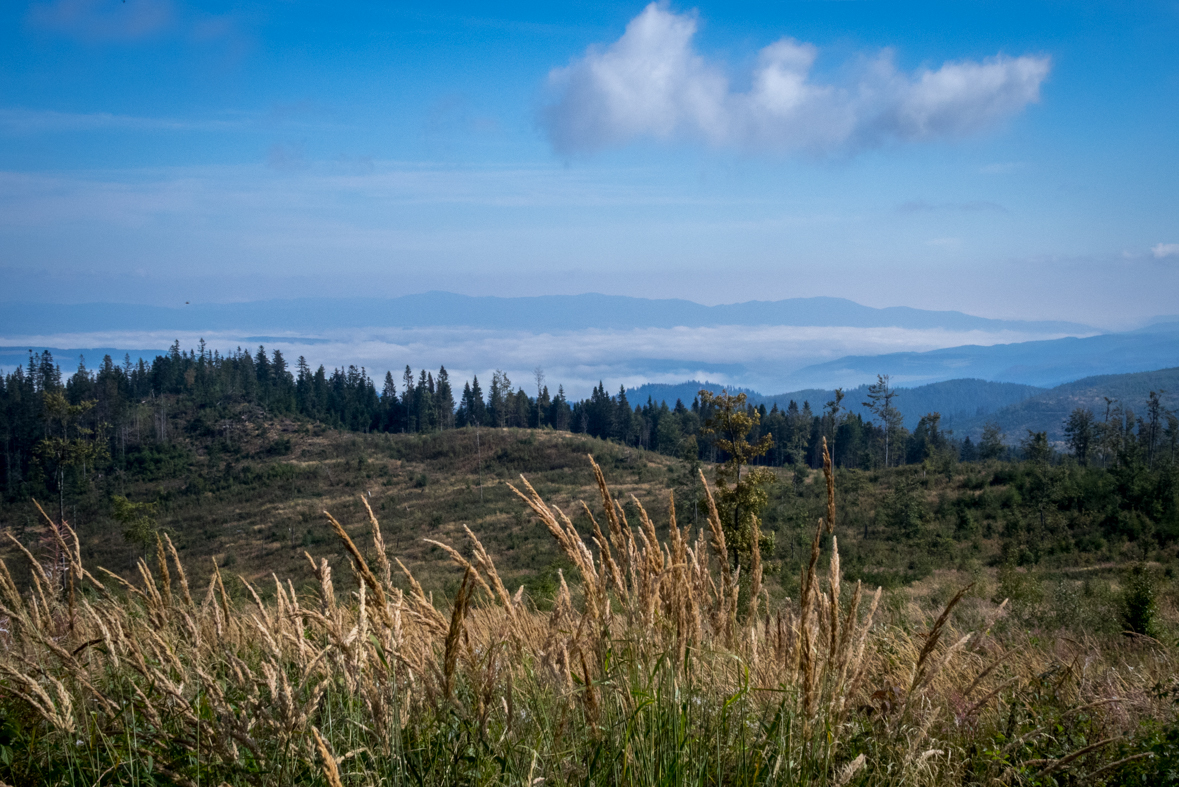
2;0;1177;325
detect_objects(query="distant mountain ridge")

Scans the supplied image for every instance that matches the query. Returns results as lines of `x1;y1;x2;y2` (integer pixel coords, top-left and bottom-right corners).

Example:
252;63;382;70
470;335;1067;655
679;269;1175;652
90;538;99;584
786;321;1179;389
951;367;1179;441
629;378;1046;432
10;294;1178;405
631;367;1179;443
0;293;1094;335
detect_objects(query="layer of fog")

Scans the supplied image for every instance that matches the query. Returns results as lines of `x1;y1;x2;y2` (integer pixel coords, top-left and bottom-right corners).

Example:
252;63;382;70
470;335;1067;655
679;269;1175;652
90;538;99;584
1;323;1086;399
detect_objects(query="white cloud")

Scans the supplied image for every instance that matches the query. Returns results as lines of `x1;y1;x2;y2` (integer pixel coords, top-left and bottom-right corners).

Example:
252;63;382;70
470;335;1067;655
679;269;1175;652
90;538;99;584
0;324;1085;399
1152;243;1179;259
543;3;1051;155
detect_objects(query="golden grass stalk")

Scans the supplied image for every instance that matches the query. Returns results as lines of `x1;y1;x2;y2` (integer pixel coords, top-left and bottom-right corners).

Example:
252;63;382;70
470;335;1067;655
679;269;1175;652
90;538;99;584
444;567;475;700
748;515;762;626
631;493;664;575
32;499;112;600
311;726;345;787
323;510;393;627
162;533;193;608
822;437;835;534
908;584;972;698
211;557;232;626
155;534;173;608
798;516;824;714
581;501;627;604
361;495;393;588
828;535;841;656
510;476;603;622
698;469;730;587
423;537;495;601
590;456;634;580
463;524;516;622
835;753;866;787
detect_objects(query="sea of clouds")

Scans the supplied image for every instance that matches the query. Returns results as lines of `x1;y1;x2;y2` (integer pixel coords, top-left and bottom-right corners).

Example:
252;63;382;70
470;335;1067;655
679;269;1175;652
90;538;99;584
0;323;1084;399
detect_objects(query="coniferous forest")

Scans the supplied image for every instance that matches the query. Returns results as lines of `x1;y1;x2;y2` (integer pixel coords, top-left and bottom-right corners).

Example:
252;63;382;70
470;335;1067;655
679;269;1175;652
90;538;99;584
6;344;1179;558
4;344;1177;517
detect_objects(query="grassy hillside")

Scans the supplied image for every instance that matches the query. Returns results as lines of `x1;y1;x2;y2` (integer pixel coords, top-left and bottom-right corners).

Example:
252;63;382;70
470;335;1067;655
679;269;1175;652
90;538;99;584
0;410;686;597
1;441;1177;786
4;402;1177;613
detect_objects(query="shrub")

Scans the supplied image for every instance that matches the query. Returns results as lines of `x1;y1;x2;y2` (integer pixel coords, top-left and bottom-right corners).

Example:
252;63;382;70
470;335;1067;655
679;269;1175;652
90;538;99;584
1122;563;1159;637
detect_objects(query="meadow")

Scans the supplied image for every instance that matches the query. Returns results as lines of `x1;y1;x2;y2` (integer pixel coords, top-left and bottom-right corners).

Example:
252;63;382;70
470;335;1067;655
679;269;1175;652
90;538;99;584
0;441;1176;785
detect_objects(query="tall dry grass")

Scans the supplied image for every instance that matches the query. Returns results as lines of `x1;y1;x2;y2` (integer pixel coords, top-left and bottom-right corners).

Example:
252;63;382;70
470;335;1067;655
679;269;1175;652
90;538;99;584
0;446;1173;785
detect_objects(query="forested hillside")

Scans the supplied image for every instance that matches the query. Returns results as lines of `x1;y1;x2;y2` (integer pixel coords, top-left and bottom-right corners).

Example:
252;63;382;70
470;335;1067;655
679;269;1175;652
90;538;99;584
631;378;1045;431
1;343;1177;591
787;320;1179;388
952;367;1179;441
5;346;1179;516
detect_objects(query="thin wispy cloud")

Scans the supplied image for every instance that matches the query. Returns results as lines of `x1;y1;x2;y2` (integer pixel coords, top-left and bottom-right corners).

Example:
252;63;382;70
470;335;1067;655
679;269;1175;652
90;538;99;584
898;200;1007;214
979;162;1025;175
0;107;245;134
0;162;748;231
25;0;251;60
26;0;174;42
0;104;349;136
1152;243;1179;260
542;3;1051;156
267;142;307;171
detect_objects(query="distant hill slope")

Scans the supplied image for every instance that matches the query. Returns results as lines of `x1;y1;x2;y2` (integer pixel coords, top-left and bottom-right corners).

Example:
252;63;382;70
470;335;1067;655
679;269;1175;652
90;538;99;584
952;367;1179;442
626;381;762;407
0;293;1093;335
786;322;1179;389
630;378;1045;431
633;368;1179;443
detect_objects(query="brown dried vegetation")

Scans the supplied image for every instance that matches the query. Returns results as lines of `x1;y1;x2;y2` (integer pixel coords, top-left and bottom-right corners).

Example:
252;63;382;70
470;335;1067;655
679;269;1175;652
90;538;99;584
0;456;1174;785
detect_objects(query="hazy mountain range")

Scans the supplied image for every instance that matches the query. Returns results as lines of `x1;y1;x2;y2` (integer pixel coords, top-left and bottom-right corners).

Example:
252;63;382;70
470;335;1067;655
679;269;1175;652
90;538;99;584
3;294;1177;402
0;293;1094;335
631;367;1179;443
629;379;1045;434
786;321;1179;389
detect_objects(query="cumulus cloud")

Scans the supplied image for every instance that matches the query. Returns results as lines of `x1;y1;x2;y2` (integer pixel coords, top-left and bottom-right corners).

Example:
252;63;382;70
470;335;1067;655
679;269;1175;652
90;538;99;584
1153;243;1179;259
542;3;1051;155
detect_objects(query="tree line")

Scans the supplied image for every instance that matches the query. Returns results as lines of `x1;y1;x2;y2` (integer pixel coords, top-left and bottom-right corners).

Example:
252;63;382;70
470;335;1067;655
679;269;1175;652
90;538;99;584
3;349;1177;512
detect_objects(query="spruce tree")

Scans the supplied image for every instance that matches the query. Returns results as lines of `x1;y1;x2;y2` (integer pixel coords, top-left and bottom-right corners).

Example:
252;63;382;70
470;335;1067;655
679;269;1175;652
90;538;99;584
698;389;775;571
436;367;455;429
